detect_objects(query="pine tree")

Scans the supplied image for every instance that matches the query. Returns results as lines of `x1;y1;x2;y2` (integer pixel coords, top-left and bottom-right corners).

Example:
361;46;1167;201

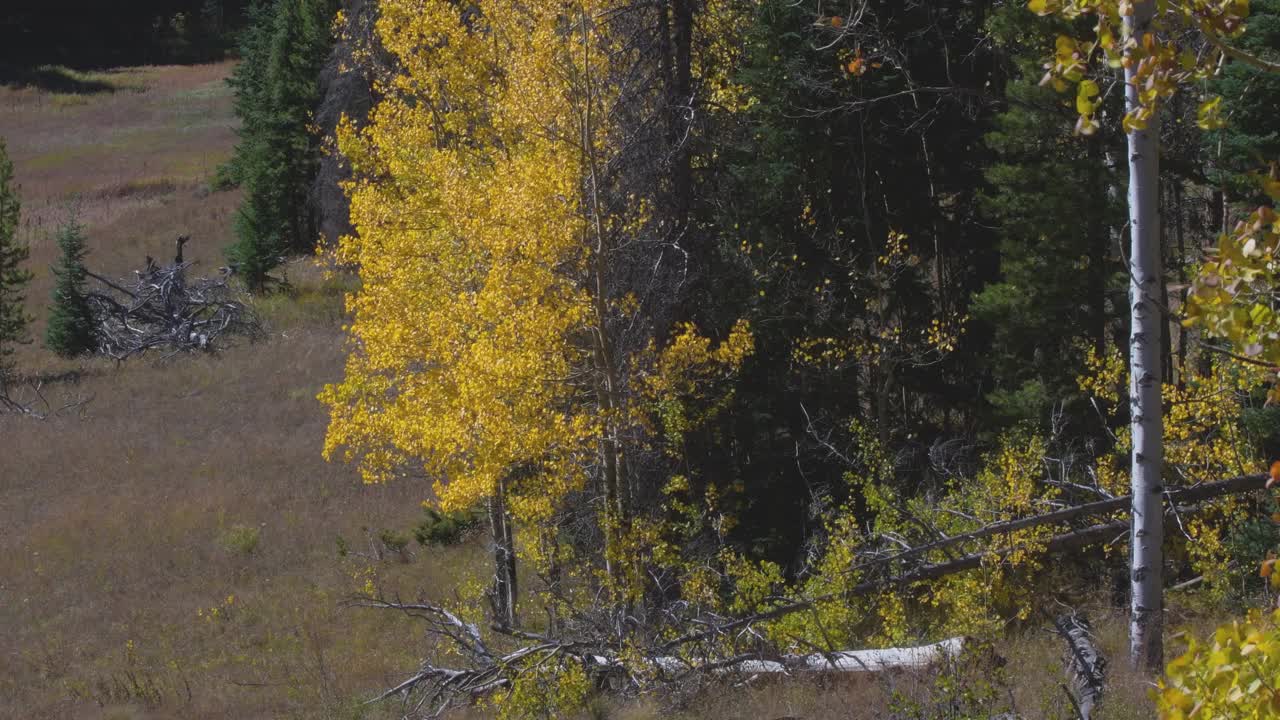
975;7;1122;428
0;138;32;387
216;0;276;190
45;213;96;358
225;0;338;290
1205;0;1280;204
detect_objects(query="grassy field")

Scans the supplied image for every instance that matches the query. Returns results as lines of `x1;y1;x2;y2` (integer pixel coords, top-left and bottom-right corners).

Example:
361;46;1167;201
0;63;462;720
0;62;1211;720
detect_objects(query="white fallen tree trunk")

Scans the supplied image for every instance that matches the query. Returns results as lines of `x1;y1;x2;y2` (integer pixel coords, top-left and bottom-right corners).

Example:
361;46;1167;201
634;636;966;676
793;636;966;672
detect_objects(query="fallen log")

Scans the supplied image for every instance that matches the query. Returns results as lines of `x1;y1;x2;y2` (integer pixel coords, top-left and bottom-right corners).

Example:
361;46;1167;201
791;636;966;672
663;476;1272;653
637;636;967;677
1055;613;1106;720
858;473;1267;574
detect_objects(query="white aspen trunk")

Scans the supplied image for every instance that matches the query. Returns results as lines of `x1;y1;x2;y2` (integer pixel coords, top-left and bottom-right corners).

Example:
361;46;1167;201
488;478;517;628
1124;0;1165;673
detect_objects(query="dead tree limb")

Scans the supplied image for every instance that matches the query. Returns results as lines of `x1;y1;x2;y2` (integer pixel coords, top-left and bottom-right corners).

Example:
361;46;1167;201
659;519;1132;653
356;590;967;719
856;472;1267;575
663;475;1271;652
0;378;93;420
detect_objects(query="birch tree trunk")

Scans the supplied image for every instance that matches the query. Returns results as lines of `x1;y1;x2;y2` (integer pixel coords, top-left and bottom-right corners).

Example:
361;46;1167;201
1124;0;1165;673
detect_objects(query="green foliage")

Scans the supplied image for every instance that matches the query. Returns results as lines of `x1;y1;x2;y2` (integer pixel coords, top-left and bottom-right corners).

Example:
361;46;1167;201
1205;0;1280;203
497;657;591;720
218;524;261;556
45;211;97;358
376;530;407;550
1225;515;1280;599
225;0;337;290
1158;609;1280;719
0;138;31;385
974;5;1121;429
1243;403;1280;460
413;507;480;548
888;640;1010;720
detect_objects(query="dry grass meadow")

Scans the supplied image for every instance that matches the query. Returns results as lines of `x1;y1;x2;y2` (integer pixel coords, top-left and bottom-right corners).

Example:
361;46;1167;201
0;63;1207;720
0;63;460;720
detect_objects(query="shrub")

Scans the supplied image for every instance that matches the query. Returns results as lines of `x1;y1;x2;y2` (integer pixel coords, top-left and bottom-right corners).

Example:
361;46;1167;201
0;138;31;383
1157;609;1280;719
379;528;411;562
413;506;480;547
219;524;261;556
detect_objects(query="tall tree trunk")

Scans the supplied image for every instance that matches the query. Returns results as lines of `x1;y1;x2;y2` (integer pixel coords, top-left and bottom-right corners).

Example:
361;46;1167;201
576;7;630;595
1124;0;1165;673
1174;183;1188;388
489;477;517;628
670;0;693;229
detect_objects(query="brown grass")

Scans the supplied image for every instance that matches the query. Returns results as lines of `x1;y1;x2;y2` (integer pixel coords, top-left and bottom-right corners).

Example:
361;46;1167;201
0;63;443;720
1;62;240;358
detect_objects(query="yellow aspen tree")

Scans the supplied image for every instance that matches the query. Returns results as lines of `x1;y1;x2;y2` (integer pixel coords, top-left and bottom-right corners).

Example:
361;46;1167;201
320;0;751;619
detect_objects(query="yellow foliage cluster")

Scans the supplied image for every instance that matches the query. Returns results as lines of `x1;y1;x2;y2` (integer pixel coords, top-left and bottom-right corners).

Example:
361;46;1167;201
1185;172;1280;403
320;0;602;519
730;426;1062;651
1157;609;1280;719
643;319;754;446
320;0;757;544
1078;344;1264;597
1029;0;1251;135
496;656;592;720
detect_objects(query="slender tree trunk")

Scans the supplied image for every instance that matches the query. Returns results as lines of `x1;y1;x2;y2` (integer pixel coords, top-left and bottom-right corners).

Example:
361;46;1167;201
1124;0;1165;673
670;0;693;229
489;478;517;627
1174;183;1188;387
577;8;631;594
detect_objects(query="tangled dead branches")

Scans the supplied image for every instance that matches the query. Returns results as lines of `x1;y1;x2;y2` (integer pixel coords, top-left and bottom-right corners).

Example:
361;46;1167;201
350;589;968;719
0;374;93;420
86;261;260;360
353;473;1270;718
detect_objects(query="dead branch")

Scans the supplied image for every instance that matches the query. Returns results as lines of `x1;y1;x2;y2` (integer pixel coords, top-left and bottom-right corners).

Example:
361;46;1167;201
85;257;260;360
662;474;1270;652
852;472;1267;575
355;589;966;719
0;378;93;420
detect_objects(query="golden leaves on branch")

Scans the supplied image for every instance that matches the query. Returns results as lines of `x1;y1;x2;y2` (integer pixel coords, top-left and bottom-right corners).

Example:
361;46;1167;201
1030;0;1253;135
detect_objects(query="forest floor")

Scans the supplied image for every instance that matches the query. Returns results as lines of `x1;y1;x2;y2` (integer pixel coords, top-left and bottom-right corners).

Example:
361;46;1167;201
0;62;1210;720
